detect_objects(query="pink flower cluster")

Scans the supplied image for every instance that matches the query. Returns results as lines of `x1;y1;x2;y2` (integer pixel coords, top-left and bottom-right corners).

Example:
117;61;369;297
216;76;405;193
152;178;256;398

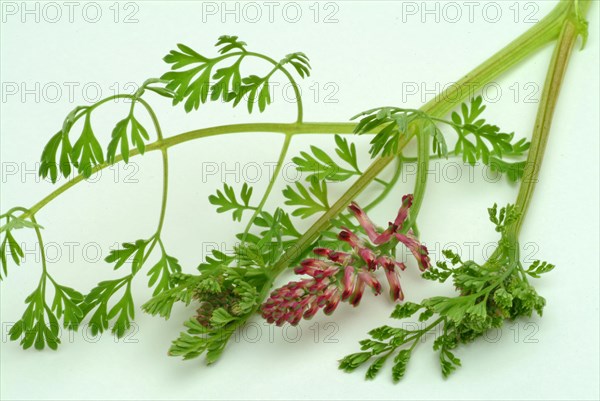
262;195;431;326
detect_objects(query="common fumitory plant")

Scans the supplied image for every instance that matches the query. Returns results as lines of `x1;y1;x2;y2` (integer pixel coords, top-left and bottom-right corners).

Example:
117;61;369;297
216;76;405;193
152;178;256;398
0;0;591;381
262;196;429;325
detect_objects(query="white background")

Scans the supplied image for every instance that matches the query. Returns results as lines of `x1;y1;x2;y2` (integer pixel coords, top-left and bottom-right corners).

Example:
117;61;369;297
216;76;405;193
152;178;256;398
1;1;599;400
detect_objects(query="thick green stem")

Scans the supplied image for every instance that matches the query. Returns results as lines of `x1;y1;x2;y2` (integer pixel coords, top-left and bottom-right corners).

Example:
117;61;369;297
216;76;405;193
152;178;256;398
510;1;589;236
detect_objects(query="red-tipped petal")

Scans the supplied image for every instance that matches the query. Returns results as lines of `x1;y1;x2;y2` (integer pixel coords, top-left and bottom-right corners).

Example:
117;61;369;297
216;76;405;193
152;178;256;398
348;202;380;242
349;279;366;306
384;265;404;301
373;226;395;245
338;227;364;248
359;269;382;295
313;248;331;257
328;251;354;265
394;194;414;228
324;291;341;315
358;247;377;270
342;265;356;300
395;232;431;271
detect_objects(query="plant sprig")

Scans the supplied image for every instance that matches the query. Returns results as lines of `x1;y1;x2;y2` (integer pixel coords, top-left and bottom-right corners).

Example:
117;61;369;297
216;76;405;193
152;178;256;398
353;96;530;182
340;204;552;380
2;0;591;383
161;35;310;113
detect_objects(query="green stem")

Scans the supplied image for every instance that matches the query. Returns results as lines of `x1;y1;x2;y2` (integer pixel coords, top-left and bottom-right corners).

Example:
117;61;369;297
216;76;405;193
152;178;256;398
406;127;431;237
140;97;169;238
136;100;170;269
247;52;304;123
155;149;169;237
30;215;48;295
240;133;292;244
363;157;403;213
16;123;361;221
407;317;445;352
510;1;588;236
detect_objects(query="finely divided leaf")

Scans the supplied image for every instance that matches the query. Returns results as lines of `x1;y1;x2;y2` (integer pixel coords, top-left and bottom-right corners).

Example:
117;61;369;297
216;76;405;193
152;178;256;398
209;183;254;222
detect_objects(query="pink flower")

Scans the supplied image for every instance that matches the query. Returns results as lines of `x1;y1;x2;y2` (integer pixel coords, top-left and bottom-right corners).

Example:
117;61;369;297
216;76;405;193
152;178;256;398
348;195;431;270
261;194;431;326
342;265;356;300
395;230;430;271
348;202;379;242
378;256;405;301
262;260;343;326
338;228;364;248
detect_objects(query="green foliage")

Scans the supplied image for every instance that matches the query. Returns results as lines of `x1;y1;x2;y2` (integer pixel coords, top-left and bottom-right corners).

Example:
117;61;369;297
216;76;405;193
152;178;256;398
9;286;61;350
136;78;179;100
283;176;329;218
292;135;361;181
525;260;555;278
352;97;530;182
215;35;247;54
449;97;530;180
339;319;425;382
39;131;72;183
105;239;151;273
71;113;105;177
391;350;412;382
240;75;272;113
342;202;555;381
339;352;372;372
0;228;23;279
9;278;83;350
39;106;88;182
352;107;415;157
39;107;103;180
39;82;161;182
424;119;448;158
280;52;311;78
81;236;180;337
142;273;201;319
0;213;42;233
209;183;254;222
365;355;389;380
422;259;453;283
161;36;310;113
167;268;264;364
168;318;236;363
198;249;235;271
0;211;44;280
235;209;301;269
51;283;84;330
147;252;182;296
5;30;566;380
434;334;461;378
487;203;520;233
81;276;135;338
390;302;423;319
0;214;37;280
106;114;150;164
